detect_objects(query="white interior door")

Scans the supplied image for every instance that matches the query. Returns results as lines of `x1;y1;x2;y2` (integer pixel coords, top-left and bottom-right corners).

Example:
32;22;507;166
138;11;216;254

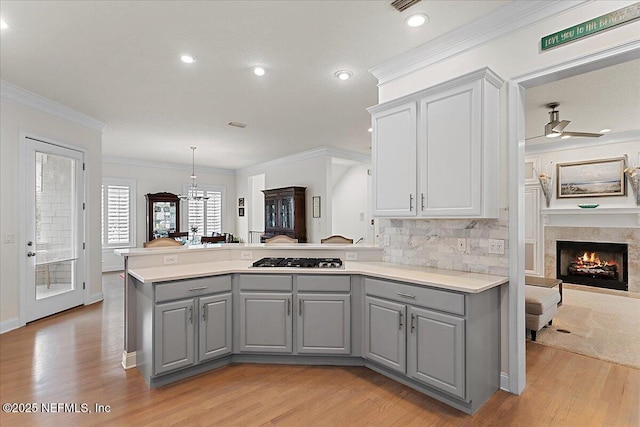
24;137;85;322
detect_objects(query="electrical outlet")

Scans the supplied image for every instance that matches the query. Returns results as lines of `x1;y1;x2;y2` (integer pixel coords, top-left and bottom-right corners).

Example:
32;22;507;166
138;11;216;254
163;255;178;265
346;252;357;261
3;233;16;243
359;212;365;221
457;238;466;253
241;251;253;260
383;235;390;246
488;239;505;255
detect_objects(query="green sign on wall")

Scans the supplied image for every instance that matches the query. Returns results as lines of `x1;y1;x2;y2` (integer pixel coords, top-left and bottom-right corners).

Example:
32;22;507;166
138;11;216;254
541;2;640;51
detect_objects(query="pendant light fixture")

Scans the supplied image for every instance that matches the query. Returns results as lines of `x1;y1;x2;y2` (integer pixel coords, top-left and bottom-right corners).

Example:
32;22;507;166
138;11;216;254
178;146;209;201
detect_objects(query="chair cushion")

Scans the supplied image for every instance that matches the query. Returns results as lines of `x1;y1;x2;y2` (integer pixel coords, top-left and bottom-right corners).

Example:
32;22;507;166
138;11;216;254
525;285;561;315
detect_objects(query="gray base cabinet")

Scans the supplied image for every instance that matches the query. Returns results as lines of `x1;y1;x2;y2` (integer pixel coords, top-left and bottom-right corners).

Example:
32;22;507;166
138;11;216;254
364;277;499;410
364;296;406;373
154;299;195;375
297;294;351;355
239;292;292;353
407;306;465;399
199;293;233;362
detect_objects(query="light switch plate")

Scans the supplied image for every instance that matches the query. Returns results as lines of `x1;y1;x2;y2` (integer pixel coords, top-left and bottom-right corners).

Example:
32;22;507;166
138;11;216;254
241;251;253;260
488;239;505;255
457;238;466;253
346;252;357;261
163;255;178;264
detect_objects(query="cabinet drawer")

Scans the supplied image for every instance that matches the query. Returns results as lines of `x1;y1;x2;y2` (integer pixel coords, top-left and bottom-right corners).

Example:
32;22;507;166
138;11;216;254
155;276;231;303
239;274;293;291
364;278;464;316
297;275;350;292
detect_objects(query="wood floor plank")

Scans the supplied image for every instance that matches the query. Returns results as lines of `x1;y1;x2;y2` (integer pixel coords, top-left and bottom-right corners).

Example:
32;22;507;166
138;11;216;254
0;272;638;426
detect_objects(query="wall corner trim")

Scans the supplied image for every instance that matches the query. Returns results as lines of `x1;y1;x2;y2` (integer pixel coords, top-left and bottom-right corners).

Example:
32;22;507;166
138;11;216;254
1;80;107;132
369;0;587;85
0;317;22;334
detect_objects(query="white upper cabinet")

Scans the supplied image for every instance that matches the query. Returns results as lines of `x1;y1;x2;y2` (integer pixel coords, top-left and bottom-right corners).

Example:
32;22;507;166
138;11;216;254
371;102;418;217
368;68;503;218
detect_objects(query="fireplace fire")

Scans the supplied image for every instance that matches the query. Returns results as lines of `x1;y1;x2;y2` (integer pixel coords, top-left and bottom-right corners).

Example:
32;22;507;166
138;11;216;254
557;241;628;291
568;252;618;280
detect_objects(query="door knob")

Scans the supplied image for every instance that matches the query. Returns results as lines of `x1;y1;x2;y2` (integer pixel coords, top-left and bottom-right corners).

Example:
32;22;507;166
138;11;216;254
27;252;36;257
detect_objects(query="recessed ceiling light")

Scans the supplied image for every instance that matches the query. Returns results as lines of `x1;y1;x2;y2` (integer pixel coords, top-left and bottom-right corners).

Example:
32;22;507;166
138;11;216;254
405;13;428;27
599;128;612;133
368;128;373;133
561;135;571;139
180;54;197;64
334;70;353;80
0;19;8;30
545;132;561;138
253;66;265;76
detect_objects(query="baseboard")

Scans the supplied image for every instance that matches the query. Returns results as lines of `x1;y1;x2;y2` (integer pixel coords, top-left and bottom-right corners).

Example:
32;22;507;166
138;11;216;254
86;292;104;305
122;351;136;369
0;317;22;334
500;372;510;392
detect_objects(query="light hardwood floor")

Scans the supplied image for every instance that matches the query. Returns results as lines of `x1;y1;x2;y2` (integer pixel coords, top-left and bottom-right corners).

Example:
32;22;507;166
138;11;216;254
0;272;638;426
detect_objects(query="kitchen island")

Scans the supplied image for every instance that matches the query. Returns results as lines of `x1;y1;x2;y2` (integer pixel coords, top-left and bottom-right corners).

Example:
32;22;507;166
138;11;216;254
117;244;507;414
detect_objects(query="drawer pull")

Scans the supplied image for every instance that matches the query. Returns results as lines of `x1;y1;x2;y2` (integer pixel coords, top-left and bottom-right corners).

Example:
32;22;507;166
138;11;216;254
396;292;416;299
188;286;208;292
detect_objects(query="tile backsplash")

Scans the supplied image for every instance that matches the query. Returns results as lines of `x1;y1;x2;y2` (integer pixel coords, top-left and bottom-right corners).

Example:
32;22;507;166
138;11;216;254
378;209;509;276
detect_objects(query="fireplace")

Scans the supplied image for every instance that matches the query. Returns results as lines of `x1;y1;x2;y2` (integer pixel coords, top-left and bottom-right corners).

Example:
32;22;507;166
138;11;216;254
556;241;628;291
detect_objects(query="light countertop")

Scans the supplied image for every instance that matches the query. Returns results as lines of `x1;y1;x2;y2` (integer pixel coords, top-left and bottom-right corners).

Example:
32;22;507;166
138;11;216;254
116;243;383;257
128;260;508;294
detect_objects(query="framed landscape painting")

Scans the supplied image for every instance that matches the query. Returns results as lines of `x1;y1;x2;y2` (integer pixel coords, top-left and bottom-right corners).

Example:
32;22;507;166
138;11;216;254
556;157;626;198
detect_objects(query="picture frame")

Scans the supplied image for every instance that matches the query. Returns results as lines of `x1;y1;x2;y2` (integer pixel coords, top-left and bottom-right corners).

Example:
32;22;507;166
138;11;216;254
238;197;245;207
312;196;321;218
556;157;626;198
238;207;245;217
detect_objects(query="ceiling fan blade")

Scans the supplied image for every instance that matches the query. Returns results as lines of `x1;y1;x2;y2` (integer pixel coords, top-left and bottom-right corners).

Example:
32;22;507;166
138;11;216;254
551;120;570;133
562;131;603;138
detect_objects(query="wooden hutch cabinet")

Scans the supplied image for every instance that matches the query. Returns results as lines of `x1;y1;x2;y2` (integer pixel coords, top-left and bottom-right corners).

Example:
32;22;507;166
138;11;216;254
262;186;306;242
146;192;180;241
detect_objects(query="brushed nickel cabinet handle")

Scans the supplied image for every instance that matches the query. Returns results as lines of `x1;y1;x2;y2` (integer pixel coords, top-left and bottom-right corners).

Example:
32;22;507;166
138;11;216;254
396;292;416;299
299;299;303;316
188;286;208;292
399;312;403;330
189;306;193;324
287;298;291;316
410;313;415;333
202;304;206;321
421;193;425;211
409;194;414;211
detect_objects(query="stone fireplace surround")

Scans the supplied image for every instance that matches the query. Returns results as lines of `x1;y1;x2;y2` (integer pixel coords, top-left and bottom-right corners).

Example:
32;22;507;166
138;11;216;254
545;226;640;294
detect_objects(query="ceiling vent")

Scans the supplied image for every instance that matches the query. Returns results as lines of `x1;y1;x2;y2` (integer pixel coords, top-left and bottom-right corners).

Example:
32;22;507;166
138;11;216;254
391;0;421;12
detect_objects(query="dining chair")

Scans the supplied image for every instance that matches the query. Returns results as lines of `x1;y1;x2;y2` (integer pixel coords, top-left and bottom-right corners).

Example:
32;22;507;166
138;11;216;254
143;237;183;248
320;235;354;244
265;235;298;244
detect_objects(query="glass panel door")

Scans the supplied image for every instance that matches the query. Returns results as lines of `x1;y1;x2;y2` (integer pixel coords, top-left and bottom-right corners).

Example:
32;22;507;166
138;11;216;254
25;137;84;322
280;196;294;230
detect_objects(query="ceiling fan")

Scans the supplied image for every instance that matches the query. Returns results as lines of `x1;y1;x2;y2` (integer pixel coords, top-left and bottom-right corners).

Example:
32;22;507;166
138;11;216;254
531;102;603;140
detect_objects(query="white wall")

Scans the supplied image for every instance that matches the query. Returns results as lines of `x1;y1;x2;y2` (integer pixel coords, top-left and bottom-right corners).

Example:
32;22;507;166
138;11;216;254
1;95;103;327
331;163;372;243
101;159;236;270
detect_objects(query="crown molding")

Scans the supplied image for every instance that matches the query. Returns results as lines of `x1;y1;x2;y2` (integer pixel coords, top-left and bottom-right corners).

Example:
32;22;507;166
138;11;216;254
525;130;640;155
102;156;236;176
369;1;587;85
236;146;370;175
1;80;106;132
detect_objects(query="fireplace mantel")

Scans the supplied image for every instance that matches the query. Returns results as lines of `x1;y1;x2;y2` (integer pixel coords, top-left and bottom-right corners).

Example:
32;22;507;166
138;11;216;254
541;207;640;228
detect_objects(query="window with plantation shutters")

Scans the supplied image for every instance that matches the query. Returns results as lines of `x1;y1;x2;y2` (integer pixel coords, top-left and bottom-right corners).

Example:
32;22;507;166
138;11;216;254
102;178;136;248
183;185;224;239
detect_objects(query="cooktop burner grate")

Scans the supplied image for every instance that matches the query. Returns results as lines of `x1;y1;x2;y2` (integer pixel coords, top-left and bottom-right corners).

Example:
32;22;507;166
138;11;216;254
252;257;343;268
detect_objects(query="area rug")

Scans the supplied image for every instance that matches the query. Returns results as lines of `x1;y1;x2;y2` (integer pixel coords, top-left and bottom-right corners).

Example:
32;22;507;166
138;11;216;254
532;288;640;369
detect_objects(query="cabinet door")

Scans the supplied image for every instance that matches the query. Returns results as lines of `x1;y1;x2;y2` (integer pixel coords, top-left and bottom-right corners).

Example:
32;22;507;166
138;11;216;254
418;80;482;216
239;292;292;353
198;293;232;363
154;299;194;375
407;306;465;399
265;195;277;230
279;194;294;231
364;296;406;374
371;102;417;217
297;294;350;355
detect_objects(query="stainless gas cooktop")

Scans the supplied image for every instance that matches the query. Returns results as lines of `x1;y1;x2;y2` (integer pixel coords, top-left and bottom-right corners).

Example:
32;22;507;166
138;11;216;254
251;257;343;269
